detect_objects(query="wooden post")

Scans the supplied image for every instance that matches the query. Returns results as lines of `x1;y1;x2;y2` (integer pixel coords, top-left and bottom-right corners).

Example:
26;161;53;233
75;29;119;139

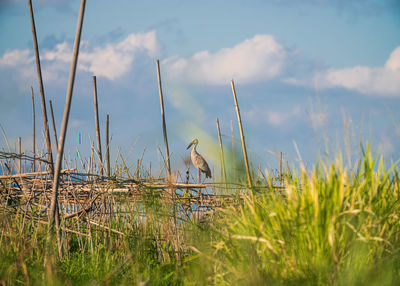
31;86;36;172
92;76;103;175
216;118;227;183
231;120;236;180
89;143;94;181
156;60;171;179
49;0;86;234
49;100;58;149
18;137;22;174
231;80;252;189
105;114;110;177
28;0;53;174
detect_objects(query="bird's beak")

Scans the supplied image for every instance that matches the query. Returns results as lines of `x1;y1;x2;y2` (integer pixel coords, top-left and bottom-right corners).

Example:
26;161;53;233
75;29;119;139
186;142;193;150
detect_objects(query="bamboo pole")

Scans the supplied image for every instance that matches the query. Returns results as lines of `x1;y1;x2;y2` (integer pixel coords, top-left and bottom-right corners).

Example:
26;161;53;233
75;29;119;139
49;0;86;242
155;61;177;245
105;114;110;177
216;118;227;183
31;86;36;172
49;100;58;149
231;80;252;188
230;120;236;180
0;169;74;180
18;137;22;174
156;60;171;179
92;76;103;175
28;0;54;175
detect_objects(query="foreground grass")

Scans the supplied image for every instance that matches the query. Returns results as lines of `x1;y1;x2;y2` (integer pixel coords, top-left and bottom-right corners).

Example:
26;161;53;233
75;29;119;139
198;150;400;285
0;149;399;285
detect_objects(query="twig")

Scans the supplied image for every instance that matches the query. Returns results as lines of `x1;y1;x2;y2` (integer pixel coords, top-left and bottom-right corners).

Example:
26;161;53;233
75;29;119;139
0;169;74;180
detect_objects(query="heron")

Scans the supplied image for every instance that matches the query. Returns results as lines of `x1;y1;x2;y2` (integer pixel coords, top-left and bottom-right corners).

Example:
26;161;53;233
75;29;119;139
187;139;211;183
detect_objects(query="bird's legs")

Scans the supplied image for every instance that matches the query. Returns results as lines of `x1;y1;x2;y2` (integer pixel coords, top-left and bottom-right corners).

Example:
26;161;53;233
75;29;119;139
198;169;201;184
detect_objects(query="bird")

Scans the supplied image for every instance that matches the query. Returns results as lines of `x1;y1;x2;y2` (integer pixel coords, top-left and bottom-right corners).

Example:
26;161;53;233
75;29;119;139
187;138;211;183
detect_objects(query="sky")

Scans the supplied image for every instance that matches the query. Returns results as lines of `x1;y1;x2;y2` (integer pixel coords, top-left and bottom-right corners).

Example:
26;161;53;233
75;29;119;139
0;0;399;179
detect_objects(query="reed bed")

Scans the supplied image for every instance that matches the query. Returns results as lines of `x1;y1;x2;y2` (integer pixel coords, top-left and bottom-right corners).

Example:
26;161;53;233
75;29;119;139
0;145;247;285
190;148;400;285
1;1;398;284
0;145;399;285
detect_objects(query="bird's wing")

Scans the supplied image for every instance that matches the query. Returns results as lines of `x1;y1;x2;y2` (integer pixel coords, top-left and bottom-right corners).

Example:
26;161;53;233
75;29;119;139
199;157;212;178
191;149;212;178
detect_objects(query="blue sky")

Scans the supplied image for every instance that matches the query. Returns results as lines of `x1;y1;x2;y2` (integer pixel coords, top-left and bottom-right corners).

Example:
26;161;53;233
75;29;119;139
0;0;399;179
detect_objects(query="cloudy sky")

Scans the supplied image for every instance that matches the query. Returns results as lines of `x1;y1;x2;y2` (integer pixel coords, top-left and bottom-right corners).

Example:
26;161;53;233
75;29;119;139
0;0;399;178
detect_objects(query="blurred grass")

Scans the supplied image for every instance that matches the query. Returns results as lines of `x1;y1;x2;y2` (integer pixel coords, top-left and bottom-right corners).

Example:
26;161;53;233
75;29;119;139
0;146;399;285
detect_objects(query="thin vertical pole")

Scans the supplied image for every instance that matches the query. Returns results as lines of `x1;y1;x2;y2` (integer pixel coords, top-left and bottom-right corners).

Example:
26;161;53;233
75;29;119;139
231;120;236;180
49;0;86;231
92;76;103;175
155;61;177;247
31;86;36;172
156;60;171;179
106;114;110;177
280;152;283;187
18;137;22;174
49;100;58;149
28;0;53;174
89;143;94;181
216;118;227;183
231;80;252;188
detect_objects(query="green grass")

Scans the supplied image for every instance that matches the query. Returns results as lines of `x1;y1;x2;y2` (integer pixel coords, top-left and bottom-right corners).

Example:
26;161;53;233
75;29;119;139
0;147;399;285
194;148;400;285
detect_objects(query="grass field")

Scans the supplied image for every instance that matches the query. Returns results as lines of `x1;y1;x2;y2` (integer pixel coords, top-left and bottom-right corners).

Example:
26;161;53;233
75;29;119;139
0;146;399;285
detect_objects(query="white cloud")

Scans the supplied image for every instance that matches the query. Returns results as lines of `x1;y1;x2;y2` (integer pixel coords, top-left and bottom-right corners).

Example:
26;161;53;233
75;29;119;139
78;31;159;80
245;105;303;128
0;49;36;89
41;42;71;62
282;77;307;86
245;101;328;130
162;34;286;85
0;49;33;67
266;105;302;127
0;30;159;84
385;46;400;71
316;46;400;97
70;119;87;128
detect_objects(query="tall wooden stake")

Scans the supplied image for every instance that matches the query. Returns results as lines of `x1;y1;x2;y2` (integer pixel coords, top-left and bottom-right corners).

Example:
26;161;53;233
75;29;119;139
31;86;36;172
92;76;103;175
155;61;177;250
18;137;22;174
156;60;171;179
48;0;86;255
49;100;58;149
216;118;227;183
28;0;53;174
231;120;236;180
231;80;252;189
106;114;111;177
